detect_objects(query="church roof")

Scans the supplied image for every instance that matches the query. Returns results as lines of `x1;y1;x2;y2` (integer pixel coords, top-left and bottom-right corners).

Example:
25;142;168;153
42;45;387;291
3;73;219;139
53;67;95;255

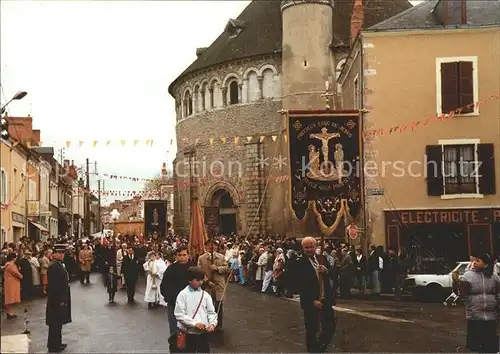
168;0;412;96
368;0;500;31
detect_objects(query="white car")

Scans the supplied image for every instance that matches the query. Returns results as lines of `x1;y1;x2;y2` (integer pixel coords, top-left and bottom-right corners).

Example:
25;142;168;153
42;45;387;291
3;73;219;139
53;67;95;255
403;261;500;300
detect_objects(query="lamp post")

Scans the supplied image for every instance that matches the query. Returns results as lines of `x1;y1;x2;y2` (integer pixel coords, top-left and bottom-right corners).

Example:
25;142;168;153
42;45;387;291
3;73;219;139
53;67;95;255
1;91;27;114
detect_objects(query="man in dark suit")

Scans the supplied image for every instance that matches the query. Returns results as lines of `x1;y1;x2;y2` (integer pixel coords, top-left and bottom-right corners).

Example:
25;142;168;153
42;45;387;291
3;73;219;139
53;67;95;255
122;247;140;303
297;237;335;353
46;244;72;353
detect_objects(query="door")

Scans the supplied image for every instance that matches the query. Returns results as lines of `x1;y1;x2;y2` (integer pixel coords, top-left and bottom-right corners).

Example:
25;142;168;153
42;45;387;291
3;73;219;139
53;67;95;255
467;224;493;258
219;214;236;235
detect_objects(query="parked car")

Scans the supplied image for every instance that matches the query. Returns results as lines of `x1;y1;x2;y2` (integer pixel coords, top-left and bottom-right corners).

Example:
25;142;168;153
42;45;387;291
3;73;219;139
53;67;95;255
403;261;500;301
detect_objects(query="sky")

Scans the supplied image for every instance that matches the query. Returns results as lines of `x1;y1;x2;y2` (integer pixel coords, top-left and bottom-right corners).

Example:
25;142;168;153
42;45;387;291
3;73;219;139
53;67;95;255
0;0;251;203
1;0;421;204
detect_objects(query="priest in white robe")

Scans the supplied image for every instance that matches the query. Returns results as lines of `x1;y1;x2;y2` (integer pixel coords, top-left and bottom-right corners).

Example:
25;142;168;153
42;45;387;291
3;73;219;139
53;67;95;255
143;251;167;308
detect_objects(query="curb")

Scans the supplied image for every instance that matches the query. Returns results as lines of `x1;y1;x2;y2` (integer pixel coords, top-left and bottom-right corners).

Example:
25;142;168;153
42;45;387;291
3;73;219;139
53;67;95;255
1;334;30;353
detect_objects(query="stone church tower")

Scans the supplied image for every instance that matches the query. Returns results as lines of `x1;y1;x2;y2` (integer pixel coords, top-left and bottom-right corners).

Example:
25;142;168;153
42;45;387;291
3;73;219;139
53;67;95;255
281;0;335;110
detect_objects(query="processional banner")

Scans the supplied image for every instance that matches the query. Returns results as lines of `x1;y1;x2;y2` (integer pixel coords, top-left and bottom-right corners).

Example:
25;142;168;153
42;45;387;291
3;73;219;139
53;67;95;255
286;110;362;235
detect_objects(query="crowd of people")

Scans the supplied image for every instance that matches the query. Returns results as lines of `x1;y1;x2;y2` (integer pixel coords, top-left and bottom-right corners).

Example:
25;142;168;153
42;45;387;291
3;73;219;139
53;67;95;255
1;233;499;353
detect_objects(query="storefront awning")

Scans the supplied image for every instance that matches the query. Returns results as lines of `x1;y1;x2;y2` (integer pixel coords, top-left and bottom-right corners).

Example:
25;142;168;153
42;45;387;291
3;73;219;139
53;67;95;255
29;221;49;232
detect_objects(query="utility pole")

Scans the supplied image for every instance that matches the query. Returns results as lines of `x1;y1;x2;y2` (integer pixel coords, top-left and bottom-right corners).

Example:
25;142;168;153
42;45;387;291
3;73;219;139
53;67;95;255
98;179;101;232
85;158;90;237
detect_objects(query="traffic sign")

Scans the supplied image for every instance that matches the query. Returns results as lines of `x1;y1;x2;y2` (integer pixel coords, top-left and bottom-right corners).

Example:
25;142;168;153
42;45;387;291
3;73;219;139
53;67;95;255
347;223;358;239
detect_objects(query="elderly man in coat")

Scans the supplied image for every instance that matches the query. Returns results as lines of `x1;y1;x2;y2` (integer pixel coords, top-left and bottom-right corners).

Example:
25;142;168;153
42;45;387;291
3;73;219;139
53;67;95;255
198;239;229;331
46;244;72;353
78;244;93;284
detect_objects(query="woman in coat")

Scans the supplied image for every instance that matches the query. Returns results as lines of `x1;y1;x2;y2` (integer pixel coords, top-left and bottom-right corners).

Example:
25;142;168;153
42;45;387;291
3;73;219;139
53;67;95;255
26;250;41;288
460;253;500;353
3;253;23;319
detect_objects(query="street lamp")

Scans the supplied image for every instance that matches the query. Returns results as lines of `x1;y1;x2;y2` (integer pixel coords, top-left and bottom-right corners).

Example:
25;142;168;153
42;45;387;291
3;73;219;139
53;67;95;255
1;91;28;114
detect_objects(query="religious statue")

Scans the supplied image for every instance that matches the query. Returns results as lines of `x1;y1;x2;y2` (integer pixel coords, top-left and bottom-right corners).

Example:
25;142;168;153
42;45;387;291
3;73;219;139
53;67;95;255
152;208;159;225
310;127;340;167
334;143;346;178
308;144;320;175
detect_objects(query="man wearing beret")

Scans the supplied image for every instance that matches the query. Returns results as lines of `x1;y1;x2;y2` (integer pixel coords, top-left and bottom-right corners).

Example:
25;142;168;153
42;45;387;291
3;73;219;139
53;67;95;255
46;244;72;353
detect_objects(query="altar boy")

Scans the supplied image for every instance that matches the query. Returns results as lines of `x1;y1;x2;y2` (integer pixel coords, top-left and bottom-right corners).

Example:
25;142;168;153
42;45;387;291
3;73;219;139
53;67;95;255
174;267;217;353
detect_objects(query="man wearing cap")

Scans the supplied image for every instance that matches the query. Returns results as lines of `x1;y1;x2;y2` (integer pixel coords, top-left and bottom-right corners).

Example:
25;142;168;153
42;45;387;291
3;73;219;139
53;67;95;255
197;239;229;331
46;244;72;353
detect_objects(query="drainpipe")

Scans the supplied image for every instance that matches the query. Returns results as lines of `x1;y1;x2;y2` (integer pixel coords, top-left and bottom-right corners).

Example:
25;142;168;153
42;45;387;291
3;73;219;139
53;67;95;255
359;35;369;253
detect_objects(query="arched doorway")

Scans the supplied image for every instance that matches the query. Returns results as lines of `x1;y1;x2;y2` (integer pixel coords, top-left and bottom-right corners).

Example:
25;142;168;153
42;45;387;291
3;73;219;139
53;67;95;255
210;189;237;235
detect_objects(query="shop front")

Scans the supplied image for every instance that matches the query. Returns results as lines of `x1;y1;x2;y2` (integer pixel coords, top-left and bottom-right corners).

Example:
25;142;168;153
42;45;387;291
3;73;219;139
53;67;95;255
385;207;500;264
11;212;25;242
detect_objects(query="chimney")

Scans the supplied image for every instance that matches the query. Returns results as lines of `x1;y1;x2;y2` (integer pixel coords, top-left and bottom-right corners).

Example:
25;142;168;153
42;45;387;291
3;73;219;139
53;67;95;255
161;162;167;178
350;0;364;44
434;0;467;26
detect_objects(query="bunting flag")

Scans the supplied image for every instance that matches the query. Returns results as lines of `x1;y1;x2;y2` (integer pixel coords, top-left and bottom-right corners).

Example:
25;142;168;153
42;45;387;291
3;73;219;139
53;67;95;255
7;92;498;152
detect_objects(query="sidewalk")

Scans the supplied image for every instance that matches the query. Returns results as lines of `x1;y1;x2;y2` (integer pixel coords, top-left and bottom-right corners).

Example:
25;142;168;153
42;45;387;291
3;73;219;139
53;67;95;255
1;334;30;353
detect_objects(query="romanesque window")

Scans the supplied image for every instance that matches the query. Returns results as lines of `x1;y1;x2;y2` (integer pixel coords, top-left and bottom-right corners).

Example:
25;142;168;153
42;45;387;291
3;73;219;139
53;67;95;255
183;91;193;117
210;87;215;108
247;72;259;102
229;81;239;105
188;94;193;116
262;69;275;99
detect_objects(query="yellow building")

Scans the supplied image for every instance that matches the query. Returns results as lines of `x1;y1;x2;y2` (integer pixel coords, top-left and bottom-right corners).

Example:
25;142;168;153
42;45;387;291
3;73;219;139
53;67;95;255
339;0;500;262
1;139;12;243
0;138;30;243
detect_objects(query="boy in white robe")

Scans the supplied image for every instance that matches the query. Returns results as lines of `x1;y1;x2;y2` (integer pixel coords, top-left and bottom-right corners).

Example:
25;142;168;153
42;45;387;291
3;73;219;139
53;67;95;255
143;251;167;308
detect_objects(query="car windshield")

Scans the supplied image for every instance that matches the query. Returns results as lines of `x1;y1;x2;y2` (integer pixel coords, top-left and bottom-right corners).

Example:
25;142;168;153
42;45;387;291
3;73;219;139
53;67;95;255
409;258;449;274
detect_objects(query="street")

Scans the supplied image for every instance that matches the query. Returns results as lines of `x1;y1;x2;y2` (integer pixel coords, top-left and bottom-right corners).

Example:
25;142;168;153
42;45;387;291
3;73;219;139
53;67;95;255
1;274;467;353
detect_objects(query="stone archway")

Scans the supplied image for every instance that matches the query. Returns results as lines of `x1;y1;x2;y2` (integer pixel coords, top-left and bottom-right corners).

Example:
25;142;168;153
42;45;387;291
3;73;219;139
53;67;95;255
204;181;240;235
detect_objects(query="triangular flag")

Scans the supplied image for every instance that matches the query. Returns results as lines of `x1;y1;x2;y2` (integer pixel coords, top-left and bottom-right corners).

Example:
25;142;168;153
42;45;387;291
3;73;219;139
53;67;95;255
145;139;151;146
246;136;252;142
149;140;153;147
195;138;199;145
259;136;265;142
93;140;98;147
106;140;112;146
26;141;31;148
79;141;84;147
234;136;239;145
66;141;71;148
134;140;139;146
271;135;277;142
12;141;19;148
220;137;227;144
209;137;214;146
120;140;126;147
284;134;288;143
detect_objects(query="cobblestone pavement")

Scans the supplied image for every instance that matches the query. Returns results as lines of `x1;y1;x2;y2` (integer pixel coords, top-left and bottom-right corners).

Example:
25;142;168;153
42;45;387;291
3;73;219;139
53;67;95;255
1;274;467;353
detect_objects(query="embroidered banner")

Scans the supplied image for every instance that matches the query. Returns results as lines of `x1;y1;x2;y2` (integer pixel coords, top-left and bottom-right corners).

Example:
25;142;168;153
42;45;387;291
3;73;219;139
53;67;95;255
287;110;362;234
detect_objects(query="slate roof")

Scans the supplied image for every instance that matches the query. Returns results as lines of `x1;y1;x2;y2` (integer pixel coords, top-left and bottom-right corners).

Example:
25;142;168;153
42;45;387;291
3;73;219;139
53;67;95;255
368;0;500;31
168;0;412;96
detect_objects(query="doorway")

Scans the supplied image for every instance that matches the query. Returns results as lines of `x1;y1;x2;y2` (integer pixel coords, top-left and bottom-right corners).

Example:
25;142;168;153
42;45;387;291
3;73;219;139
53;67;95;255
210;189;237;235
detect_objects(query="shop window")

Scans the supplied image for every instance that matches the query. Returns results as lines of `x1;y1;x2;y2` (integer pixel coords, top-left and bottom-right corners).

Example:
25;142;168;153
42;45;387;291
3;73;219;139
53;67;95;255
426;142;496;197
437;57;477;115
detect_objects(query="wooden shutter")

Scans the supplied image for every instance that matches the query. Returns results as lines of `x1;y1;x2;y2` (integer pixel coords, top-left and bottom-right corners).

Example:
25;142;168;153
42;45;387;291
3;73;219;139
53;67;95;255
458;61;474;113
426;145;443;196
478;143;495;195
441;62;459;113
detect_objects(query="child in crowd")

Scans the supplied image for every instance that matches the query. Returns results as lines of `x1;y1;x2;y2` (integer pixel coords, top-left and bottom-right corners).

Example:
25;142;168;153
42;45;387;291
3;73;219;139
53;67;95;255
104;266;119;303
174;267;217;353
229;252;240;283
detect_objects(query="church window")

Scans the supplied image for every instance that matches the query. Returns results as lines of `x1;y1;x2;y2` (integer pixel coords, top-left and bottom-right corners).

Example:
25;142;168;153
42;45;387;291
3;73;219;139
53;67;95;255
262;69;275;99
229;81;239;105
210;87;215;108
187;93;193;116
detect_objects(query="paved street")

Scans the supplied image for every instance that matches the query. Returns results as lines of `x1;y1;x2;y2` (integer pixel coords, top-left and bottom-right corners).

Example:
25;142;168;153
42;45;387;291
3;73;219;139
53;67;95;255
1;274;467;353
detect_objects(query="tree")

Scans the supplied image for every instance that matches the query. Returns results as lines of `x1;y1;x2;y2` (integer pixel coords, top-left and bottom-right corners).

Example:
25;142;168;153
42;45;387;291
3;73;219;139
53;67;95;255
143;175;162;199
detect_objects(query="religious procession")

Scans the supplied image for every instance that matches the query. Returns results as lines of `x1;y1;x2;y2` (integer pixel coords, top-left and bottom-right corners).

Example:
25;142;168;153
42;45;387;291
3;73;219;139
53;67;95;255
1;0;500;353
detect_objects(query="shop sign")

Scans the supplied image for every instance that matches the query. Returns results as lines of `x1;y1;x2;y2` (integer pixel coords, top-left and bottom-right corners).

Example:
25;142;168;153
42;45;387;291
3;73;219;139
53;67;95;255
387;208;499;225
12;212;24;224
27;201;39;216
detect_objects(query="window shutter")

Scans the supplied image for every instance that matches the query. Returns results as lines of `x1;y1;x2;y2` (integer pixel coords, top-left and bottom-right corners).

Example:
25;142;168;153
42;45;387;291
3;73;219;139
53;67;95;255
478;143;495;195
440;62;459;114
458;61;474;113
426;145;443;196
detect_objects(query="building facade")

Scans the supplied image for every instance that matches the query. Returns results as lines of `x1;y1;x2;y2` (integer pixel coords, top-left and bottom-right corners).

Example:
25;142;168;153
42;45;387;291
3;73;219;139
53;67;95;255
0;139;12;244
339;0;500;262
169;0;412;236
